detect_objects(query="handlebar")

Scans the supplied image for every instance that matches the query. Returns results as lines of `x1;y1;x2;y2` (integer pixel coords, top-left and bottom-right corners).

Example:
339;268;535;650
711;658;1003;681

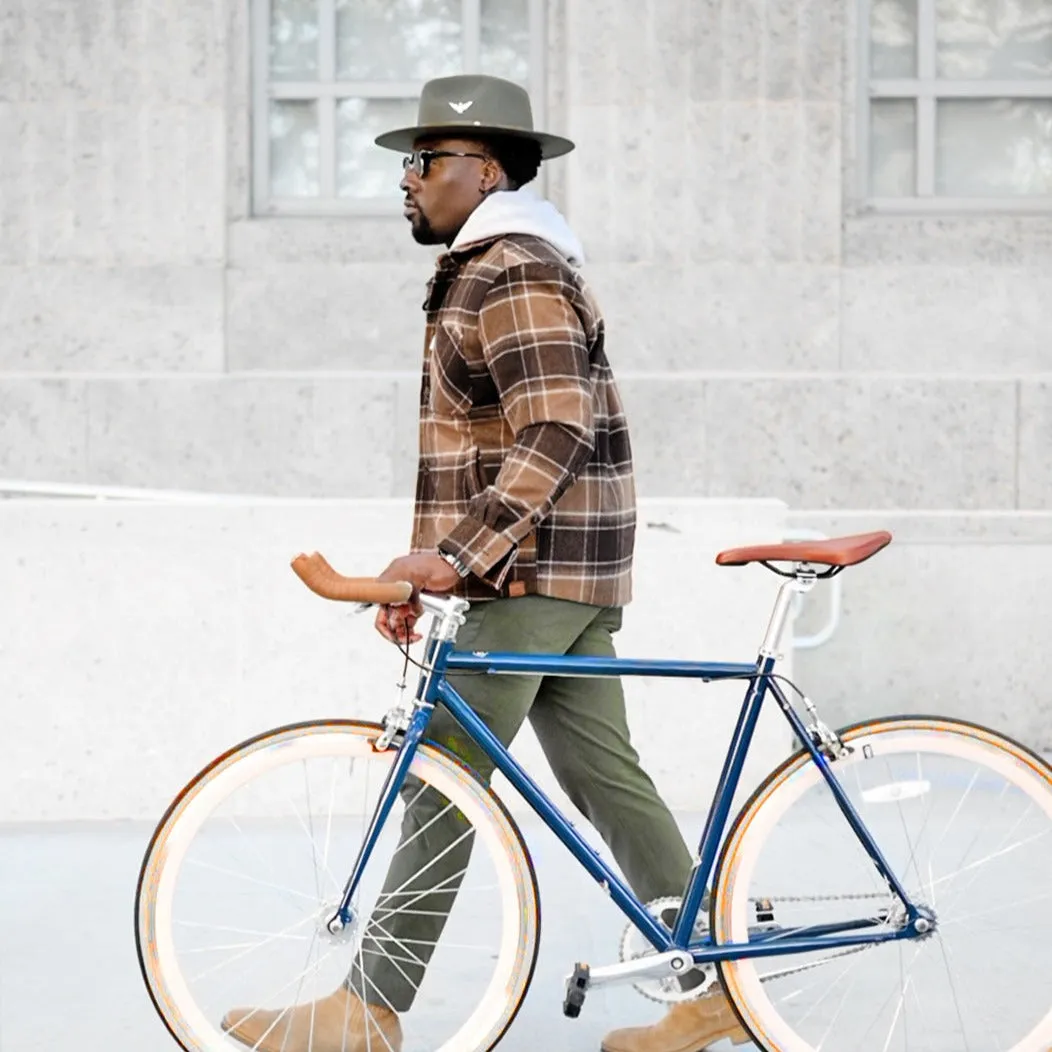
291;552;414;606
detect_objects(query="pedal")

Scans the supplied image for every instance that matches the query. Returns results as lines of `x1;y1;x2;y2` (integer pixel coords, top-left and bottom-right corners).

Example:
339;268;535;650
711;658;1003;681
755;898;775;924
563;962;590;1018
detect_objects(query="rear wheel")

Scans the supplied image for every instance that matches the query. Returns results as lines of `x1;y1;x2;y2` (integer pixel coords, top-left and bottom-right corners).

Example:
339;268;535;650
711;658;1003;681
712;717;1052;1051
135;720;540;1052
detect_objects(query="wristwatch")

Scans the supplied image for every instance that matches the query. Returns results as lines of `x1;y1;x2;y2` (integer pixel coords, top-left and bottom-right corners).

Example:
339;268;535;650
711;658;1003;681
437;548;470;578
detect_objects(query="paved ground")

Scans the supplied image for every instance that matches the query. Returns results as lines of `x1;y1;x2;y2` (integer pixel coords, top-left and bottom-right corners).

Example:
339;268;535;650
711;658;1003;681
0;813;754;1052
3;765;1050;1052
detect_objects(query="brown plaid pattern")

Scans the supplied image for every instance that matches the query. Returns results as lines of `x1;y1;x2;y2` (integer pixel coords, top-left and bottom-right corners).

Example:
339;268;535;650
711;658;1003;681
409;233;636;606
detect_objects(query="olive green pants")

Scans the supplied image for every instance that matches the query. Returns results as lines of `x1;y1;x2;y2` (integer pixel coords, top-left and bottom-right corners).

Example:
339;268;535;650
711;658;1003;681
351;595;693;1013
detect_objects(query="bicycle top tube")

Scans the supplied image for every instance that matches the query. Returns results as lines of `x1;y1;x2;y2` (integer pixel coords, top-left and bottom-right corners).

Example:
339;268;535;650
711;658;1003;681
416;592;758;679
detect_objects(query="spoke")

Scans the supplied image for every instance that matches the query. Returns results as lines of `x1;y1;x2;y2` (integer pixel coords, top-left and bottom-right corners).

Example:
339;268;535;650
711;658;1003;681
320;756;339;896
187;913;317;983
924;766;979;882
288;766;343;899
356;922;373;1052
184;859;319;903
893;753;937;903
292;929;321;1052
360;946;437;969
371;870;480;926
176;920;310;938
181;937;311;954
879;973;913;1052
924;779;1014;912
225;812;312;916
925;827;1051;898
360;931;492;952
367;908;454;919
863;941;928;1050
940;886;1052;927
787;954;863;1028
391;800;457;858
352;971;401;1052
304;760;322;901
364;916;426;975
936;804;1042;917
376;825;476;905
221;941;344;1038
935;934;973;1051
249;1004;292;1052
816;964;862;1051
759;945;872;985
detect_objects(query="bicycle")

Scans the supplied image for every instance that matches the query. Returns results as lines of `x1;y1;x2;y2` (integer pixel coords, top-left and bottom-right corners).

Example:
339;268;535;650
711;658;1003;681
135;529;1052;1051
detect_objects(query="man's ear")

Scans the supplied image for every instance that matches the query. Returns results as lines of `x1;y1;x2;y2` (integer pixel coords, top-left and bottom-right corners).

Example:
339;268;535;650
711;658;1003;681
481;157;508;194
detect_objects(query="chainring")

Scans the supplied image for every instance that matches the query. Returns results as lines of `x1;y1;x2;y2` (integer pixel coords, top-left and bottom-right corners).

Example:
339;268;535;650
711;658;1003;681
618;896;718;1004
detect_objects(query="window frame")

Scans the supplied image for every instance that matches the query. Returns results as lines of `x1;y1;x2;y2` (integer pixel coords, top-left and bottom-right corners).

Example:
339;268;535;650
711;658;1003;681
858;0;1052;212
252;0;548;216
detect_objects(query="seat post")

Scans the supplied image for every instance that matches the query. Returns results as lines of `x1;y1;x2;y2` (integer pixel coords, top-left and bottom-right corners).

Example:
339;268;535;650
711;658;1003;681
759;566;817;658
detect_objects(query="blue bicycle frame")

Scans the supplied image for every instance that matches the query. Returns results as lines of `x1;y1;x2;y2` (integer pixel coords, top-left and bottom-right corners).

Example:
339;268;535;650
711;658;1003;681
333;634;923;966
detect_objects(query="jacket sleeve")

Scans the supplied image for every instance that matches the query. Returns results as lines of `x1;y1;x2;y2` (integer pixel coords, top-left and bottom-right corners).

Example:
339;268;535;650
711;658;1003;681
437;262;595;588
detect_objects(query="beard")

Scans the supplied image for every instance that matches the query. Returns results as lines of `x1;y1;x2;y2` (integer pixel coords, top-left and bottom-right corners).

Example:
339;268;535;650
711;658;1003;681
409;210;443;245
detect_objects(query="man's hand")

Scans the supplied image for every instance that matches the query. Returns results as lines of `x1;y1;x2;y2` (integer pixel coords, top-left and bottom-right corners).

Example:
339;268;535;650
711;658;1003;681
374;552;462;645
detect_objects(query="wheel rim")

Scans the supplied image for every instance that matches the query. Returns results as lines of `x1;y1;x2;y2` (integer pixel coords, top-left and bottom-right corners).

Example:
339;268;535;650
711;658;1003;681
136;723;539;1052
714;719;1052;1052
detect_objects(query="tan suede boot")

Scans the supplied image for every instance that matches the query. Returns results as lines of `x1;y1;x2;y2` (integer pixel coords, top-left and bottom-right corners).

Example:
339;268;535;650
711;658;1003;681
221;986;402;1052
600;988;751;1052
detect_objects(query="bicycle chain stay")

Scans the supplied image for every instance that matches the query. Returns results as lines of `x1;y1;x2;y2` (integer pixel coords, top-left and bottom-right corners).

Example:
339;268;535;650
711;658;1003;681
741;890;896;984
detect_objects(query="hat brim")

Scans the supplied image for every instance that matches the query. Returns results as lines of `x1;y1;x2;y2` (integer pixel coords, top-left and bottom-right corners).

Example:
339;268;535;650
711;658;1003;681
375;123;575;160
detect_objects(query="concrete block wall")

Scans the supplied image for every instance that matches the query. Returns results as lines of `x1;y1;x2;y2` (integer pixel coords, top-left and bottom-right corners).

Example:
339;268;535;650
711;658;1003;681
0;497;792;823
2;0;1051;746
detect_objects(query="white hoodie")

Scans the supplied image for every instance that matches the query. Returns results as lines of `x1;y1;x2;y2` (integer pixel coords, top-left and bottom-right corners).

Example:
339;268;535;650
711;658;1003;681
449;187;585;266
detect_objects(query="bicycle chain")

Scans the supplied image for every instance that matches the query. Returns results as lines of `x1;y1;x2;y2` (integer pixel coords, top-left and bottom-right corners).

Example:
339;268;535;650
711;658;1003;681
755;943;876;983
744;891;893;984
751;891;890;904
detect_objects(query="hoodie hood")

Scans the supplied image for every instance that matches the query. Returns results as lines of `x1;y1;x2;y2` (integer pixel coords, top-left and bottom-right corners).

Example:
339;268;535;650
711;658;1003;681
450;188;585;265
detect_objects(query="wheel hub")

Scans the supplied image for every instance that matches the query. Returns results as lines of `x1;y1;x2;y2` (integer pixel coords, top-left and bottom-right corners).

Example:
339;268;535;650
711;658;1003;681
320;903;358;944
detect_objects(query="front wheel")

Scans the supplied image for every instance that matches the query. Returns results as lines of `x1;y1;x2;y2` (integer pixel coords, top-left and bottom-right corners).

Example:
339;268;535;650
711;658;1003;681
135;720;540;1052
712;716;1052;1051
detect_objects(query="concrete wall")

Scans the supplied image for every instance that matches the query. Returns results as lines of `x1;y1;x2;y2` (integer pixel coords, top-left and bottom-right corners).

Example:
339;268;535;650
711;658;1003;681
0;497;793;823
790;510;1052;749
1;0;1050;754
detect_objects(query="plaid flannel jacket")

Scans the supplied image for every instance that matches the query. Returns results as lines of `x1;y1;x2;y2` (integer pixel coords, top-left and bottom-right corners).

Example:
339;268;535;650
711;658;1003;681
410;233;636;607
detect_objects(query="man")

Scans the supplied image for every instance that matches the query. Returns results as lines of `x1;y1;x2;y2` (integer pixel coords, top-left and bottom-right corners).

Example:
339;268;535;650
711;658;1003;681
223;74;748;1052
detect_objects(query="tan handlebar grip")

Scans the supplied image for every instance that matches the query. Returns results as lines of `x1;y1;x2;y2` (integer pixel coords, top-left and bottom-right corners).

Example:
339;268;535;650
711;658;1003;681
291;552;414;605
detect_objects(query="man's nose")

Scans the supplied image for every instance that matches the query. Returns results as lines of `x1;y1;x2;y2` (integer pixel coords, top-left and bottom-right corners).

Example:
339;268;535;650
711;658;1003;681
401;169;420;193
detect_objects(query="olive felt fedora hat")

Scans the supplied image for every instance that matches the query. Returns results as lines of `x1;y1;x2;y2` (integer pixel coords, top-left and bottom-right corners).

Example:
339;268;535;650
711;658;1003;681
374;74;575;160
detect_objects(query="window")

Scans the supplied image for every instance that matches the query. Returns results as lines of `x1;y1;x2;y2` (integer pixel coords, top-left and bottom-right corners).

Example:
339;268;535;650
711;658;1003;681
252;0;546;215
861;0;1052;209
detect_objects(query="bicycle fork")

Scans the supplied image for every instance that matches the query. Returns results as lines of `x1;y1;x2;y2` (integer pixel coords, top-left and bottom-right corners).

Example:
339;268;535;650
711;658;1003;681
323;621;456;933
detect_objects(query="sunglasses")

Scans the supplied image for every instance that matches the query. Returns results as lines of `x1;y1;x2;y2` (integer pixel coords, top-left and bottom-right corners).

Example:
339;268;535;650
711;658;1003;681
402;149;489;178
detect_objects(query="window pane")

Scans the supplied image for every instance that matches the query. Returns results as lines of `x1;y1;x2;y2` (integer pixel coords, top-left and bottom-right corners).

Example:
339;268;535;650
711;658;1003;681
336;0;461;81
870;0;917;77
337;97;420;199
481;0;530;84
870;99;916;197
269;100;320;197
270;0;319;81
937;99;1052;195
936;0;1052;79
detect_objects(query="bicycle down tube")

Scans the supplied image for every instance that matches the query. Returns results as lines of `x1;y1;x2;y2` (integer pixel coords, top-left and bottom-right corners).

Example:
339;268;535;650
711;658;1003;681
332;635;923;964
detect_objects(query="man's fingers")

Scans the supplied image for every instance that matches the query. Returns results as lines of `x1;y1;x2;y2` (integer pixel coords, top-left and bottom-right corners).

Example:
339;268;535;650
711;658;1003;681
375;603;422;645
374;606;396;642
